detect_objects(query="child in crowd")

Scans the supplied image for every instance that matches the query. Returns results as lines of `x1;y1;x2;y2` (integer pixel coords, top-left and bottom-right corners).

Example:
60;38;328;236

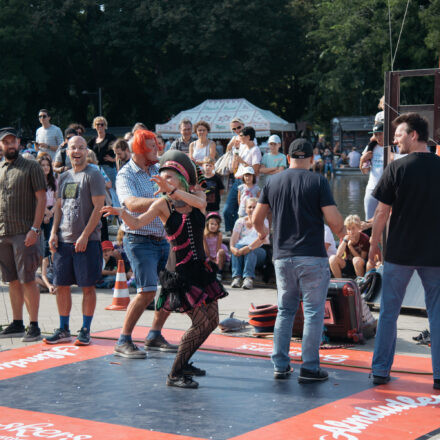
237;167;260;217
312;147;323;172
36;255;56;294
329;214;370;278
202;157;225;213
203;212;230;281
96;241;118;289
259;134;287;186
322;148;334;176
113;227;134;285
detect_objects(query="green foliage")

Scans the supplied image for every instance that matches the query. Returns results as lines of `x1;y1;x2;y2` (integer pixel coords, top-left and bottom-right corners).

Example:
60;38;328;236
0;0;438;137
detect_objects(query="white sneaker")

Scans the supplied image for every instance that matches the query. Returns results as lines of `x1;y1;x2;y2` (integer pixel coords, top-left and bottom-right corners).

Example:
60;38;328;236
242;277;253;290
231;277;242;288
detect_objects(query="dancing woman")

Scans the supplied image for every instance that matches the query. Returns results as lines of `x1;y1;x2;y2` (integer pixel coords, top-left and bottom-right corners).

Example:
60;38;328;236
102;150;227;389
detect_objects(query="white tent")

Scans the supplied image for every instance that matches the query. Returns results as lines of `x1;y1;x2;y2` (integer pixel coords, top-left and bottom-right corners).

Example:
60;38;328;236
155;98;296;139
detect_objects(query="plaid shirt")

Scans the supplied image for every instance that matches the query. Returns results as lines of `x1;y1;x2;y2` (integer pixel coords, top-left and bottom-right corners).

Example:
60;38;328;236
116;159;164;237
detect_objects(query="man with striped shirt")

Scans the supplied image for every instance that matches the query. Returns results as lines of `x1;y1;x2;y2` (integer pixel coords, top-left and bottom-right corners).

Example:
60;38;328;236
0;127;46;342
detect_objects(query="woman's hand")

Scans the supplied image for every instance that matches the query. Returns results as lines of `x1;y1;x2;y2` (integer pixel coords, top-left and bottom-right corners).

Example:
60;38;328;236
101;206;123;217
151;175;176;196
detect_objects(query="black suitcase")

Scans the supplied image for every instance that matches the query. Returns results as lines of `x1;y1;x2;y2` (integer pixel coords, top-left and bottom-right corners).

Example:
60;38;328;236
292;278;364;343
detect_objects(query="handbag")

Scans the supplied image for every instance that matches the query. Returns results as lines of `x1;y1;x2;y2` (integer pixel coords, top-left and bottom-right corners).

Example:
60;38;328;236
215;150;233;176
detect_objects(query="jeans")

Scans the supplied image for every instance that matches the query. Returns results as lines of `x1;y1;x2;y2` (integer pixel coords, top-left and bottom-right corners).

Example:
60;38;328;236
272;256;330;372
101;164;117;189
372;262;440;379
231;244;266;279
324;163;333;174
364;187;379;220
223;178;239;232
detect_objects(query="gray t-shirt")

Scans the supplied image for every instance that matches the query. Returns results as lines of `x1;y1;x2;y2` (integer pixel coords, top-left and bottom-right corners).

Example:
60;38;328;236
36;125;63;160
57;165;106;243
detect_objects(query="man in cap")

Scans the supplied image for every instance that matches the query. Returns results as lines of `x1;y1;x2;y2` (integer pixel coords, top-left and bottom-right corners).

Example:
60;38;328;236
360;122;385;220
0;127;47;341
113;129;176;358
253;138;345;382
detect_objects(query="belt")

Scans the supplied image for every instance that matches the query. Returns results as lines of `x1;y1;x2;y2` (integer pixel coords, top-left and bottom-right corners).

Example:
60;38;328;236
127;232;164;242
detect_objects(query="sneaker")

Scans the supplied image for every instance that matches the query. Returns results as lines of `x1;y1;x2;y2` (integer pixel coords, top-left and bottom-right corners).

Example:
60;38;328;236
182;362;206;376
434;379;440;390
74;327;91;346
231;277;242;288
166;374;199;389
274;366;293;380
43;328;72;345
298;367;329;383
372;374;391;385
114;342;147;359
242;277;253;290
21;325;41;342
144;334;178;352
413;329;430;342
0;322;25;338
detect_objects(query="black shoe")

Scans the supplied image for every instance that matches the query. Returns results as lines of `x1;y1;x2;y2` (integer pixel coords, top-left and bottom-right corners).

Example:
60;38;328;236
166;374;199;389
373;375;391;385
74;327;91;346
434;379;440;390
43;328;72;344
413;329;430;341
298;367;328;383
114;342;147;359
0;322;25;338
21;325;41;342
274;366;293;380
144;334;178;352
182;362;206;376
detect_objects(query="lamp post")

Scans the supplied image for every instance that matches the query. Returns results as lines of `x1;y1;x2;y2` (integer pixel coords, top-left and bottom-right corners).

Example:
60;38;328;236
82;87;102;115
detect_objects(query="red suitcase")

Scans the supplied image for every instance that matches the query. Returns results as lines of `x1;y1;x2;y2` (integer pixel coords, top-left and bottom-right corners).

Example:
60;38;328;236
292;278;364;343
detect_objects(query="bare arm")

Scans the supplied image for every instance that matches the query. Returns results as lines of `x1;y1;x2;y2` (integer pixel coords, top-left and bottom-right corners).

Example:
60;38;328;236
209;142;216;160
321;205;345;240
253;203;270;240
49;198;62;252
368;202;391;265
123;196;157;213
25;190;46;247
189;142;195;161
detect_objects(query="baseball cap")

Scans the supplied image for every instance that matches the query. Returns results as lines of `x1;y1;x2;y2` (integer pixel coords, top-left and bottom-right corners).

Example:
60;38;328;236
0;127;18;141
242;166;255;175
101;240;114;251
288;138;313;159
369;122;383;134
267;134;281;144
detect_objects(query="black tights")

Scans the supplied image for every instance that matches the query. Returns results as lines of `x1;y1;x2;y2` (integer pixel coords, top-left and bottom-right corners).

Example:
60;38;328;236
170;301;219;377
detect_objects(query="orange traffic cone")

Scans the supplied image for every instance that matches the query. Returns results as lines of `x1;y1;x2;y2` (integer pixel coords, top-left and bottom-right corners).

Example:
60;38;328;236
105;260;130;310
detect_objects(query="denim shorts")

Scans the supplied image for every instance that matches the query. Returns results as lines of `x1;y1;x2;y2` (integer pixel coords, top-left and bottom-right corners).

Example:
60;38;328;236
53;241;102;287
123;234;169;293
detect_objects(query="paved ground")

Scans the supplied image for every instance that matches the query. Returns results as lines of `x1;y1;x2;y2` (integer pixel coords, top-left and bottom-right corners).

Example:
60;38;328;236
0;281;431;362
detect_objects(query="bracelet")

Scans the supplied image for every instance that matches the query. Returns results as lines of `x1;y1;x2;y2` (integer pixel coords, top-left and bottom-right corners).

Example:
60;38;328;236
168;188;177;196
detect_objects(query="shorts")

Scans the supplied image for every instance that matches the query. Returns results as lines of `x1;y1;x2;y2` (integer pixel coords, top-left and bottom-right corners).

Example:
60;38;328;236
53;241;102;287
123;233;169;293
0;234;41;283
341;259;356;278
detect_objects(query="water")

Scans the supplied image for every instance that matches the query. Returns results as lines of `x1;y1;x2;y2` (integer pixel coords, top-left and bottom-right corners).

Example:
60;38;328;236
330;175;368;220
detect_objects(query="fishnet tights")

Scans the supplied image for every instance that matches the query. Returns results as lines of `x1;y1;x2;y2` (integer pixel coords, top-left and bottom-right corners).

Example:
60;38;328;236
170;301;219;377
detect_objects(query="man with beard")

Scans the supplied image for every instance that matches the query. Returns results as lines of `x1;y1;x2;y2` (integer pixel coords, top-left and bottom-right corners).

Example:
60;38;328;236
46;136;106;346
0;127;46;341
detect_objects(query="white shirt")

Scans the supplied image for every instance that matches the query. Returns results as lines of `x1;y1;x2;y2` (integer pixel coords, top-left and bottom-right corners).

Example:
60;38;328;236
362;145;384;190
348;150;361;168
324;225;337;257
36;125;63;160
234;144;262;178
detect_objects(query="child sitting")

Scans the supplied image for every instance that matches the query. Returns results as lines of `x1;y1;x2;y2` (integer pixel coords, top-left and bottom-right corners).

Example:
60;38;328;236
96;241;118;288
36;255;56;294
203;212;230;281
237;167;260;217
329;214;370;278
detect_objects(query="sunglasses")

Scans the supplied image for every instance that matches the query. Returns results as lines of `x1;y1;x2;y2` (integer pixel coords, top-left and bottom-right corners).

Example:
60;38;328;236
96;123;105;127
39;115;48;119
232;126;242;131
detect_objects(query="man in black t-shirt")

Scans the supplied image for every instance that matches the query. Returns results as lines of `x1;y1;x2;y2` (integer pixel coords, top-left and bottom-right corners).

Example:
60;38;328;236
254;139;345;383
369;113;440;390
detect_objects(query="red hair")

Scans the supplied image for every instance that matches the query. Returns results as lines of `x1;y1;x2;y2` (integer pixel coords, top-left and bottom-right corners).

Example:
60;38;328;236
132;129;158;155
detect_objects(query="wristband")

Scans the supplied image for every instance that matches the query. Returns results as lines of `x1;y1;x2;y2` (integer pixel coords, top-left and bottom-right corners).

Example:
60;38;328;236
30;226;40;234
168;188;177;196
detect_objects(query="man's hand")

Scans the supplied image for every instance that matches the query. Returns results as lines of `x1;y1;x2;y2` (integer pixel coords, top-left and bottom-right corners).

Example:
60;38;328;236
368;243;381;267
24;230;38;247
75;234;88;253
49;234;58;253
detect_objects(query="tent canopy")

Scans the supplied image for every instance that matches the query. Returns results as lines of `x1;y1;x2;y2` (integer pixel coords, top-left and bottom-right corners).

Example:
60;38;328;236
155;98;296;139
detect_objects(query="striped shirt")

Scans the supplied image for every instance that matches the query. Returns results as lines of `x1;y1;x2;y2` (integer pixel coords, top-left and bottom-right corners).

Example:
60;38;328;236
116;159;164;237
36;125;63;160
0;155;46;236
